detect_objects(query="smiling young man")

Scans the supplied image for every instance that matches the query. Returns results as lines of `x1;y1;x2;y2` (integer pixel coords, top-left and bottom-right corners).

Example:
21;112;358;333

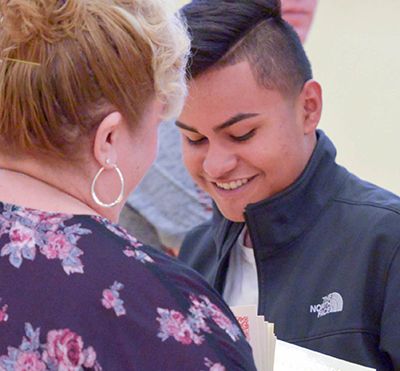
120;0;319;257
177;0;400;369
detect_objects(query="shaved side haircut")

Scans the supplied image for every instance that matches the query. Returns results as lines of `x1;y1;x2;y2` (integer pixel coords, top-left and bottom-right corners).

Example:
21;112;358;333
181;0;313;97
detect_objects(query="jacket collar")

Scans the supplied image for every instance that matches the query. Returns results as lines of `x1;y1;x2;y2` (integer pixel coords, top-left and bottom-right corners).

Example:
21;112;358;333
213;130;349;259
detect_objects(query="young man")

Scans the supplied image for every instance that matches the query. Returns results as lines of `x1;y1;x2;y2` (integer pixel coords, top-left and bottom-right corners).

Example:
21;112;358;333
119;0;319;256
177;0;400;369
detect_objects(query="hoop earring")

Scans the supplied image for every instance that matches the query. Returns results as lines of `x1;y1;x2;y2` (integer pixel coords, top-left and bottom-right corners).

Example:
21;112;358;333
91;163;124;207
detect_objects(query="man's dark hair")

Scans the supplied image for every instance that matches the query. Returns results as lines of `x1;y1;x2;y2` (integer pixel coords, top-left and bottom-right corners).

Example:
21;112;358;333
180;0;313;97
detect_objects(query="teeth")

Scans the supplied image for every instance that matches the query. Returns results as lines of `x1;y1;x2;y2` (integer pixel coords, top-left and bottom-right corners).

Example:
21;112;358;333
216;178;249;190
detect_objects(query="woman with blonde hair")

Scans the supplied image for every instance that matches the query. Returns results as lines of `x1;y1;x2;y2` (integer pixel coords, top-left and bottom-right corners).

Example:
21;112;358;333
0;0;256;369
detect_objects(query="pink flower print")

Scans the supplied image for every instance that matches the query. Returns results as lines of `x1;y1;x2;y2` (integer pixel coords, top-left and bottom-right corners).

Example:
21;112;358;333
102;290;118;309
42;214;73;232
188;296;211;334
41;232;73;260
13;351;47;371
0;303;8;323
210;364;226;371
123;232;143;248
105;224;126;239
204;357;226;371
189;295;241;342
123;246;154;264
1;222;37;268
13;207;42;223
9;222;36;249
42;329;85;371
106;224;143;248
208;303;236;333
160;310;194;345
0;323;102;371
156;295;242;347
0;206;90;273
83;346;97;368
156;308;206;346
92;216;143;248
40;231;85;275
14;209;70;231
101;281;126;317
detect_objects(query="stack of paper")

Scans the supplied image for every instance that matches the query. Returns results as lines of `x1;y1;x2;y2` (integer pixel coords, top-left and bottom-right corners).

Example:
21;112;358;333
230;305;276;371
230;305;376;371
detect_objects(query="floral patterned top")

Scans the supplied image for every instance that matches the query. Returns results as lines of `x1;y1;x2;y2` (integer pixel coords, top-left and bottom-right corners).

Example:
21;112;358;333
0;202;256;371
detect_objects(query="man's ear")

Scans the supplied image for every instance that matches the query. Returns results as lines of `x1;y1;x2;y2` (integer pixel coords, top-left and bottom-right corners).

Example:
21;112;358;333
300;80;322;135
93;111;123;168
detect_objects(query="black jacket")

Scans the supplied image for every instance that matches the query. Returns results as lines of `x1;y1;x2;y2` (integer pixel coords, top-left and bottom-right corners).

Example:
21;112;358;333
179;130;400;371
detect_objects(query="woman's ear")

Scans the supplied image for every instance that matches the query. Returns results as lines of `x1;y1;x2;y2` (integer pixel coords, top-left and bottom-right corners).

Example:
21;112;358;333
93;111;123;168
300;80;322;135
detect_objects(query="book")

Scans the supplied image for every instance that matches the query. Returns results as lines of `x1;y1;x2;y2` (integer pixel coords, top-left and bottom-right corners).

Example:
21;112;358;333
230;305;376;371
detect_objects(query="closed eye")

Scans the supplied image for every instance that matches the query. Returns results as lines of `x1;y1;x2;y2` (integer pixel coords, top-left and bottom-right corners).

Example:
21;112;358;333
185;136;208;146
230;128;256;142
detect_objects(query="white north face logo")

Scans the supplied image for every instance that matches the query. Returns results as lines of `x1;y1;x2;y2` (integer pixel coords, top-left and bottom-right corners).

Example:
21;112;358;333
310;292;344;318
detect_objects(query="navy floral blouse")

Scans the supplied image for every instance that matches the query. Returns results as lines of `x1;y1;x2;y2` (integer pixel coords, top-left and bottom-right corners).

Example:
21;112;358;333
0;202;256;371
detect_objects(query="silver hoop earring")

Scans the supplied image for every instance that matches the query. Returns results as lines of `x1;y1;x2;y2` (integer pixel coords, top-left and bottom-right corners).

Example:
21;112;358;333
91;163;124;207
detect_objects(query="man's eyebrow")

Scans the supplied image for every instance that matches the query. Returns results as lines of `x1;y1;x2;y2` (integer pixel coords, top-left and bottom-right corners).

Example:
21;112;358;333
175;120;198;133
176;113;260;134
215;113;260;132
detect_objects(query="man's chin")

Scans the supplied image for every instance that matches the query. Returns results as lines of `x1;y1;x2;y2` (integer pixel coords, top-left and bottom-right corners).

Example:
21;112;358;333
217;205;246;223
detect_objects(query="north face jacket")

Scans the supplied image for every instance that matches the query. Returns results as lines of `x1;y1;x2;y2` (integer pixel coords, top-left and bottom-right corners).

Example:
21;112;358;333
179;130;400;371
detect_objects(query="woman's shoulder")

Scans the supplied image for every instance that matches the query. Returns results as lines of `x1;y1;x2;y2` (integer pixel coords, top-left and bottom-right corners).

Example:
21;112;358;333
0;203;256;370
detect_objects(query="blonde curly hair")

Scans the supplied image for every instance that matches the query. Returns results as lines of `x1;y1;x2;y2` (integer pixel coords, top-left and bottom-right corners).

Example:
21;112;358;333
0;0;189;162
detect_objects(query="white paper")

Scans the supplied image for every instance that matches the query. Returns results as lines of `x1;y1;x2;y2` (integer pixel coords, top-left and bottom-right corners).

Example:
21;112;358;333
274;340;376;371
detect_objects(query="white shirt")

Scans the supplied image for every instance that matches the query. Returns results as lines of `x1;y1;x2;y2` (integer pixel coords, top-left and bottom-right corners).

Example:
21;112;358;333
222;227;259;307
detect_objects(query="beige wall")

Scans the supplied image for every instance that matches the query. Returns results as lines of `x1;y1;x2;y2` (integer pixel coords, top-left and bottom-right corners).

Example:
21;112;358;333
174;0;400;195
173;0;190;7
306;0;400;195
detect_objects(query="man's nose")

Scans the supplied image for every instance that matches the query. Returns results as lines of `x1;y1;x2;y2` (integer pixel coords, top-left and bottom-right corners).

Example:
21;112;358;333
203;144;238;179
